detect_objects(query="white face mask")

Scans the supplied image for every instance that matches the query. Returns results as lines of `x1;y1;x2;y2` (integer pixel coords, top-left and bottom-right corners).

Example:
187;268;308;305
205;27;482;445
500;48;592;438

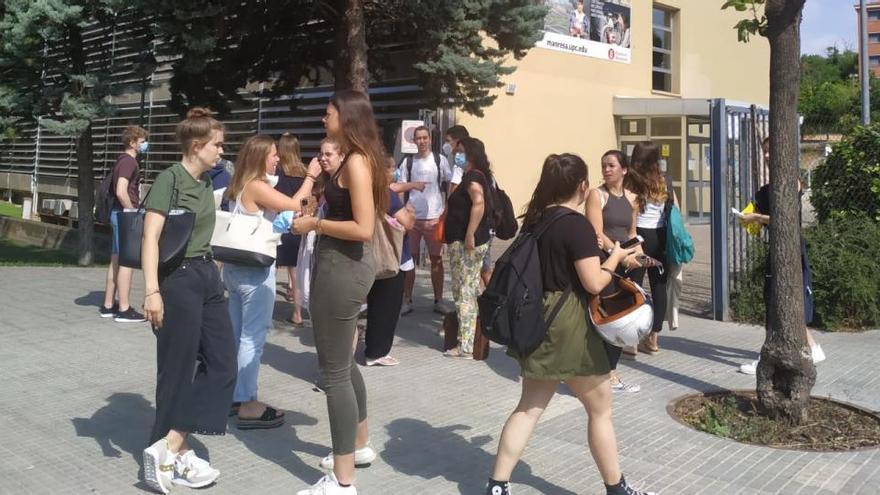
441;142;453;157
266;174;279;187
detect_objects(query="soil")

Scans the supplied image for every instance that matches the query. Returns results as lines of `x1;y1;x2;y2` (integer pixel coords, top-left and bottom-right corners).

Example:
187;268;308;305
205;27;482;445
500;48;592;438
671;391;880;451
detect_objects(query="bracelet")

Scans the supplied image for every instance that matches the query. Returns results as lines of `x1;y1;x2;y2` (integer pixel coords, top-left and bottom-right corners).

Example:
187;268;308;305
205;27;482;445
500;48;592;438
145;290;160;298
316;218;323;234
305;174;318;182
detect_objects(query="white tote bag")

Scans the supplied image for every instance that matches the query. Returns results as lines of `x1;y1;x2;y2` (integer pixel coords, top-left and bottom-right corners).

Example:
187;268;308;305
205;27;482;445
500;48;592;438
211;198;281;267
295;230;316;311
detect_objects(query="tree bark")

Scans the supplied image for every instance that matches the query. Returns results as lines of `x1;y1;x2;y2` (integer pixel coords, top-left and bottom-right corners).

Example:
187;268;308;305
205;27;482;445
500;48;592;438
756;0;816;424
69;23;95;266
334;0;369;93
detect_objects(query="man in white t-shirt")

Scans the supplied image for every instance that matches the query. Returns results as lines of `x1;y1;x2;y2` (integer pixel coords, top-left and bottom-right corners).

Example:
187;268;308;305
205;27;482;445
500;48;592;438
397;126;452;315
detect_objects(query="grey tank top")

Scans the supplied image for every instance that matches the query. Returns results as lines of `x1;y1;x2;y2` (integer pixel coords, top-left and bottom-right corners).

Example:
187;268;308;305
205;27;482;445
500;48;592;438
601;187;633;243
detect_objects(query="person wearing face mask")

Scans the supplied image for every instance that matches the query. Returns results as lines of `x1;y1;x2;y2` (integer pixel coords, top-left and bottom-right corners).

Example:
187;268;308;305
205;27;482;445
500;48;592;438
100;125;149;323
222;135;322;430
444;125;470;194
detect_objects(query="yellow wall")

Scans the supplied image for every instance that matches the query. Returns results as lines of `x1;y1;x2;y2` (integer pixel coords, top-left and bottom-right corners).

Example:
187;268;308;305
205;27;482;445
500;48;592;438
458;0;770;214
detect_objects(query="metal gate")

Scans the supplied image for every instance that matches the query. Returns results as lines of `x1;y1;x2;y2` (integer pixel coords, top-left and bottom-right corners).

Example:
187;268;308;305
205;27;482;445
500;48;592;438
710;99;770;321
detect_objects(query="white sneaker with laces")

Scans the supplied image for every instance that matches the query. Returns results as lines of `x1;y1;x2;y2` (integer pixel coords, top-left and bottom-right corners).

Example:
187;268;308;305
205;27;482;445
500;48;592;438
142;439;174;494
296;473;357;495
171;450;220;488
739;360;758;375
811;344;826;364
611;379;641;393
319;445;377;470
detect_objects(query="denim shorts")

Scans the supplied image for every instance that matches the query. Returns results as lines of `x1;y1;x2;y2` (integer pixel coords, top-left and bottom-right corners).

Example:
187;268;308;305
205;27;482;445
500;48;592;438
110;209;121;255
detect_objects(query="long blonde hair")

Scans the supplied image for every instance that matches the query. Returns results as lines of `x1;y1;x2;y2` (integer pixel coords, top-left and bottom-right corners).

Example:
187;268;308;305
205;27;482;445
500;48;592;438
278;133;307;178
226;134;276;199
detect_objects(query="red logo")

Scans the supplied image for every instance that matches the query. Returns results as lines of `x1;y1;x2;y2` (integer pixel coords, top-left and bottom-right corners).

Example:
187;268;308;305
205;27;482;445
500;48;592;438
608;48;616;60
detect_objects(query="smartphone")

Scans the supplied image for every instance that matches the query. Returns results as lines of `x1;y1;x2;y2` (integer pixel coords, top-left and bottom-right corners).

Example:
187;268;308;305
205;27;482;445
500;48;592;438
620;235;644;249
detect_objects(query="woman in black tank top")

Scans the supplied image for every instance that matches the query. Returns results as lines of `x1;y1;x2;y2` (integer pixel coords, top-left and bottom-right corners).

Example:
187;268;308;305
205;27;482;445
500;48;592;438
585;150;643;394
291;91;389;495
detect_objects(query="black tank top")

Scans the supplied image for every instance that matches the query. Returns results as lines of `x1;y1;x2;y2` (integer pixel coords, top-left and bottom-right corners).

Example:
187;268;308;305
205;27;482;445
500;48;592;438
601;186;633;243
324;160;354;221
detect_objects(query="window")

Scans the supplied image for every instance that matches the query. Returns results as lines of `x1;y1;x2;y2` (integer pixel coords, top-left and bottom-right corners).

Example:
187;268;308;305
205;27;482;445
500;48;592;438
870;56;880;67
871;33;880;44
652;6;675;92
869;10;880;21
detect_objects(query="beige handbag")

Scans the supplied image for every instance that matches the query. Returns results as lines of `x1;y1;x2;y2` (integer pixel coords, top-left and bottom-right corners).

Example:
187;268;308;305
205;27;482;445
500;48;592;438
373;214;405;279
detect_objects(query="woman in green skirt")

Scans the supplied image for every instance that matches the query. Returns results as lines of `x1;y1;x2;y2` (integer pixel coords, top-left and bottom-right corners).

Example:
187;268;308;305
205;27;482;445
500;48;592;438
486;154;655;495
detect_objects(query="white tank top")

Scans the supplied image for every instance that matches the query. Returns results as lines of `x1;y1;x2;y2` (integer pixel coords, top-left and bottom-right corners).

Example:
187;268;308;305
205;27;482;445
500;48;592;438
637;201;666;229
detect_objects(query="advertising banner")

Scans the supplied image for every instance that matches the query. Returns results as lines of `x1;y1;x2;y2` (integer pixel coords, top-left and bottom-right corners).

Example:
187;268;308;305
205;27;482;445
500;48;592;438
399;120;424;154
537;0;632;63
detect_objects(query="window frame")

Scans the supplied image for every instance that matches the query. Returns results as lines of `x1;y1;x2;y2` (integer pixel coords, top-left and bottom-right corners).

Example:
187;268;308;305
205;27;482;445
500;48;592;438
652;5;676;93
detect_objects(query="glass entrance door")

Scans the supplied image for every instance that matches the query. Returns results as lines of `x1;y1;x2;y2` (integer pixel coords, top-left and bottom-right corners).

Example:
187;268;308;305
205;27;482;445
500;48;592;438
686;138;711;223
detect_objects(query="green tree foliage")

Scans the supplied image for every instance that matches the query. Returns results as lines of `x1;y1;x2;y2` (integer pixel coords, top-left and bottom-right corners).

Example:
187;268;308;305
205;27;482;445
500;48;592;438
799;47;860;135
0;0;150;264
145;0;547;116
811;124;880;222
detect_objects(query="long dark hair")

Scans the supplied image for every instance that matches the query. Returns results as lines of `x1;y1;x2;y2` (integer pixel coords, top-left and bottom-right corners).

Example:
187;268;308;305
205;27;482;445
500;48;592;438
328;90;389;214
625;141;667;211
521;153;588;227
461;137;491;177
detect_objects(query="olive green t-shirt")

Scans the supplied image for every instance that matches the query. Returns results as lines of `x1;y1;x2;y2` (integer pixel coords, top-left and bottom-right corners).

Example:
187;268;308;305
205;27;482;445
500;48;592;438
143;163;215;258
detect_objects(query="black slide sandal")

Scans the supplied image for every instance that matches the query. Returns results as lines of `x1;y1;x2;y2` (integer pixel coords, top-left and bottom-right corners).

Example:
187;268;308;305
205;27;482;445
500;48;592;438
237;406;285;430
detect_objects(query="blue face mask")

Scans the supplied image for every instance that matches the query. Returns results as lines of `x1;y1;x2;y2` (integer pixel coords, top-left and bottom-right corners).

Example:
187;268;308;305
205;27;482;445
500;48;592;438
137;141;149;154
393;169;401;182
454;152;466;168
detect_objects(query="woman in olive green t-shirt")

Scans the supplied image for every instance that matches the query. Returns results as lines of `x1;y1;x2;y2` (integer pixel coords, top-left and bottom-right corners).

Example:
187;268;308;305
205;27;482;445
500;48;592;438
139;108;235;494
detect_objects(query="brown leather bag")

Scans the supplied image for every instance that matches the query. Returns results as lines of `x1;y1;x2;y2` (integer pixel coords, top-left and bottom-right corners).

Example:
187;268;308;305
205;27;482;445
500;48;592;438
443;311;489;360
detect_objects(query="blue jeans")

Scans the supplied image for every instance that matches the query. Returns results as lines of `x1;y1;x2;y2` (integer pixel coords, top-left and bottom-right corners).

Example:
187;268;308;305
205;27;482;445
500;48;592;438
110;209;121;255
222;263;276;403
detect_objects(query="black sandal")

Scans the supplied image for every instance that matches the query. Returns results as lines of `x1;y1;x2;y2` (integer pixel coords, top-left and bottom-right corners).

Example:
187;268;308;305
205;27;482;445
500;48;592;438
237;406;285;430
228;401;241;417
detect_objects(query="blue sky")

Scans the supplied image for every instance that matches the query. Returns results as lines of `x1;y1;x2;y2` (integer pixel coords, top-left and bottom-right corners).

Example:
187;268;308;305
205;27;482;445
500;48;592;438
801;0;857;54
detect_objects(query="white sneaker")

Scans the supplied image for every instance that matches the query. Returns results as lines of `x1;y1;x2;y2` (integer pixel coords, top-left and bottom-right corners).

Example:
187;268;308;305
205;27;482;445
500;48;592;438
433;300;451;315
296;473;357;495
739;360;758;375
400;301;413;316
319;445;377;470
171;450;220;488
142;439;174;494
611;379;641;393
811;344;826;364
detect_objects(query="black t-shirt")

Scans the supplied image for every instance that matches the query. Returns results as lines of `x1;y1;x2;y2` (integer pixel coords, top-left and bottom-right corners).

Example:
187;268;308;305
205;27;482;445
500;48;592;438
754;183;803;222
444;169;492;246
536;207;602;293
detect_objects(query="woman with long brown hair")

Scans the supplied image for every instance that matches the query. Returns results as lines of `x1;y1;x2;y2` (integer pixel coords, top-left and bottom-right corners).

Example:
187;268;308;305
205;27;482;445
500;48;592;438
625;142;675;353
292;89;388;495
275;133;308;325
223;134;320;430
486;153;653;495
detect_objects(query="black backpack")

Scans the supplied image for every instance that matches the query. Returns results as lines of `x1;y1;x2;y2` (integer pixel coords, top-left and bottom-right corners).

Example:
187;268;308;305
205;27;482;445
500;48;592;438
95;173;115;224
489;180;518;240
401;152;445;204
477;209;576;356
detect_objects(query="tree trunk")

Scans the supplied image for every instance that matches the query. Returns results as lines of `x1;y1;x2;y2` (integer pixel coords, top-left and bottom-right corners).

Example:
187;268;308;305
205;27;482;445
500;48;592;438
756;0;815;424
69;23;95;266
75;123;95;266
334;0;369;93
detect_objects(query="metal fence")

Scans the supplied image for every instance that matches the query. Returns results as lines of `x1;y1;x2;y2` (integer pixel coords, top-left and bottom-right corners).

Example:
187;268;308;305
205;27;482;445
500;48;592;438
710;100;770;321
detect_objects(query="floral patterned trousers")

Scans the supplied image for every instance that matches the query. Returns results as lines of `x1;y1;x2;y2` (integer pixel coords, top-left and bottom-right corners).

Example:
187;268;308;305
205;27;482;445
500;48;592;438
448;241;489;354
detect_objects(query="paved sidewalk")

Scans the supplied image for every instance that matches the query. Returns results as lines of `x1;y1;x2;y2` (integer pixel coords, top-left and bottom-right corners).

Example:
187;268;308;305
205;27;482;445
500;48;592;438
0;266;878;495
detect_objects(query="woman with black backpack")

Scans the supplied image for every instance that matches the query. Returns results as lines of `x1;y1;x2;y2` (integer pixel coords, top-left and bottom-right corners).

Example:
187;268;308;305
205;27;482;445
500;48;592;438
485;153;654;495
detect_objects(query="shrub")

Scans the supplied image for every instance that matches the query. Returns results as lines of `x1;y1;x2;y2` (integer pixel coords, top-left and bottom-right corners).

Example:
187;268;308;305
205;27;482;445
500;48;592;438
805;216;880;330
811;125;880;223
730;217;880;331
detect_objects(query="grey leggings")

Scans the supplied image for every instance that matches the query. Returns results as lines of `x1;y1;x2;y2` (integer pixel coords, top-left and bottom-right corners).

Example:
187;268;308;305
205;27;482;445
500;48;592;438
310;236;375;455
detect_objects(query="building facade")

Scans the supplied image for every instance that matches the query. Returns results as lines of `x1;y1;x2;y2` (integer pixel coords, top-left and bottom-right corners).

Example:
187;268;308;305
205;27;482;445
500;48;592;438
857;1;880;77
458;0;769;223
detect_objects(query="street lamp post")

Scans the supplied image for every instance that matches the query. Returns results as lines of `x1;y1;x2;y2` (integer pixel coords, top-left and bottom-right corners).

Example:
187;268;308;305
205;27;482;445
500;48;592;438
861;0;871;125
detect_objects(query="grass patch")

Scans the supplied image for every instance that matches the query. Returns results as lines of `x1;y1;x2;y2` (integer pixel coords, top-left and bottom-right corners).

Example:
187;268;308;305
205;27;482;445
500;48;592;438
0;238;79;266
0;201;23;218
673;391;880;451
